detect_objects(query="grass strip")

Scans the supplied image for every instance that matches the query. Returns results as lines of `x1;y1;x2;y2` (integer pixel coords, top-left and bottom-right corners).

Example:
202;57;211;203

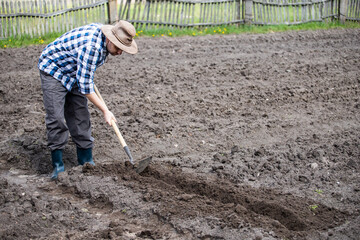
1;21;359;49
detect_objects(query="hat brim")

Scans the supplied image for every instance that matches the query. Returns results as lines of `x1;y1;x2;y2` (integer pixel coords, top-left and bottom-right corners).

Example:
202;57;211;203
101;25;138;54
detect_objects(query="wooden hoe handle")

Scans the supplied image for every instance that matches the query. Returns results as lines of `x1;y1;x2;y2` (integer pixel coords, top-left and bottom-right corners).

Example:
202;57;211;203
94;85;134;164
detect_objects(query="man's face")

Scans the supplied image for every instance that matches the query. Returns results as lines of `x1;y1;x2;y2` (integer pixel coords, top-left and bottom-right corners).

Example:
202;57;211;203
107;40;123;56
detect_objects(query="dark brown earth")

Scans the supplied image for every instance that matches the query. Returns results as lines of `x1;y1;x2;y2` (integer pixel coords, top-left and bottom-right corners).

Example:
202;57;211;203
0;28;359;240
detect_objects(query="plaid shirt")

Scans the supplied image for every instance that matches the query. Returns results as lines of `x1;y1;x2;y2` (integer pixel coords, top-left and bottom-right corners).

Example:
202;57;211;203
38;23;109;94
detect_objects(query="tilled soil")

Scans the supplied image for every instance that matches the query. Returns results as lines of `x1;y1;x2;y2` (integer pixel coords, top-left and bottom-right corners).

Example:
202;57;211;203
0;28;359;239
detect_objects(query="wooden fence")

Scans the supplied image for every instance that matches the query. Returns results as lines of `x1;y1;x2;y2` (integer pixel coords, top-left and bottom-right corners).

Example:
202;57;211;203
252;0;339;25
346;0;360;21
119;0;359;28
118;0;244;28
0;0;359;39
0;0;108;39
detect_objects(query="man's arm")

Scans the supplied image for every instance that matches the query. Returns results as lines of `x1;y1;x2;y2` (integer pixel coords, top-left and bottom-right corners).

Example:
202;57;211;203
76;45;116;126
86;92;116;126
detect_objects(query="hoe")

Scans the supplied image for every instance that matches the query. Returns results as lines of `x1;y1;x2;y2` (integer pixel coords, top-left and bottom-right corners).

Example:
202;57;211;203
94;85;151;173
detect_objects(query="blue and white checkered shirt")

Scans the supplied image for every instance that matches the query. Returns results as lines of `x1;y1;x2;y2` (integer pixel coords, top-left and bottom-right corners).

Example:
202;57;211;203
38;23;109;94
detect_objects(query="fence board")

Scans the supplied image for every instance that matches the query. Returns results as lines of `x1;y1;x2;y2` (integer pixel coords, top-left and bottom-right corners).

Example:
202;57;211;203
77;0;81;27
9;2;16;35
0;1;3;38
85;0;89;27
6;1;11;37
65;0;69;31
2;1;6;37
76;0;80;27
29;0;34;37
59;0;63;32
15;1;20;35
23;0;29;37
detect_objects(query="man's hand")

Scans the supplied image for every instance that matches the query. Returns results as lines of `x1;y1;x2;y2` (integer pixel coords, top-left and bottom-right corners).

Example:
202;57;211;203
103;109;116;126
85;92;117;126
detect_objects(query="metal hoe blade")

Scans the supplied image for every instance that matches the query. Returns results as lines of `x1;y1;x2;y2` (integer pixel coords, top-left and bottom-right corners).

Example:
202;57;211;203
135;157;152;174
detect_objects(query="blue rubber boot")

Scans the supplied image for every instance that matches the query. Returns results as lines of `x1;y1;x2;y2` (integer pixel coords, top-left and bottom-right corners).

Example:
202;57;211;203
77;147;95;166
51;149;64;180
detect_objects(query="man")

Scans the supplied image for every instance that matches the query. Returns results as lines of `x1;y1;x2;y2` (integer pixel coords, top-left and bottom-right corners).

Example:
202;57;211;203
38;20;138;180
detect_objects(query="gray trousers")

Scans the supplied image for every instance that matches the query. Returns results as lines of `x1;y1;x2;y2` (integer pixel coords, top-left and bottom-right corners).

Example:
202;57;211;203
40;71;94;151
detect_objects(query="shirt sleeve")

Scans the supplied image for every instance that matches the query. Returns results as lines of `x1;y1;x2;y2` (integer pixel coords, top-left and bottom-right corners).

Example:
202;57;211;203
76;45;100;94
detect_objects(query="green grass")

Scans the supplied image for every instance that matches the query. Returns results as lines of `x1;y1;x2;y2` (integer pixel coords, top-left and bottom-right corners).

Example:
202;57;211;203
137;21;360;38
0;32;64;48
1;21;360;48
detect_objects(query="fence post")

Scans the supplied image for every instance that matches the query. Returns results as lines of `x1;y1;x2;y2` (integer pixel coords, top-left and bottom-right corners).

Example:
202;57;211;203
339;0;348;23
108;0;118;24
244;0;253;24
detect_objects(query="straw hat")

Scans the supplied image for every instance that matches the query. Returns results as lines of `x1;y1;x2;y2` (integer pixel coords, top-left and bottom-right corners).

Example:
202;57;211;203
101;20;138;54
